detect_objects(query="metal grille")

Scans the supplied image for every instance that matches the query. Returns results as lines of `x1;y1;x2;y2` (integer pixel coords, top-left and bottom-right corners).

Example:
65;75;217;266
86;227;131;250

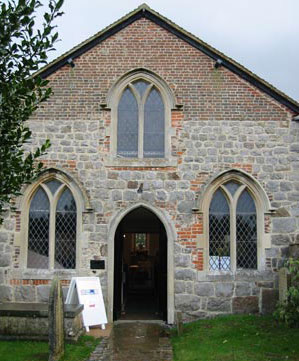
117;87;138;157
209;189;231;270
236;190;257;269
133;80;149;97
55;188;77;269
27;187;50;269
144;88;164;158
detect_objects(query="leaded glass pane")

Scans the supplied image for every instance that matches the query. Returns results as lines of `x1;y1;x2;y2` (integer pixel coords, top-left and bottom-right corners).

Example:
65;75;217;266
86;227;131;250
144;88;164;158
236;190;257;269
135;233;146;250
224;181;240;196
27;187;49;269
133;80;149;97
55;188;77;269
45;180;62;195
209;189;231;270
117;88;138;157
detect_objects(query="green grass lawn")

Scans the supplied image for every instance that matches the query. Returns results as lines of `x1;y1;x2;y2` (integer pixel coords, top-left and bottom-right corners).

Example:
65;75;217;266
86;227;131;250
171;314;299;361
0;335;100;361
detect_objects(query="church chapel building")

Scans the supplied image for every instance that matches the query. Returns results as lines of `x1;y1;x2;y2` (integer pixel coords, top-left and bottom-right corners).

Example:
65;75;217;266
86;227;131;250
1;4;299;323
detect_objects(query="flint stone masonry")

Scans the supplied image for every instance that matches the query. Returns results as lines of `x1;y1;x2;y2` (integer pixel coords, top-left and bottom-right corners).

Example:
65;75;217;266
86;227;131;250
215;283;234;297
14;286;35;302
289;243;299;259
232;297;259;314
272;218;297;233
194;283;214;297
261;289;279;314
0;6;298;323
175;294;201;312
0;286;13;302
235;283;251;297
207;298;231;312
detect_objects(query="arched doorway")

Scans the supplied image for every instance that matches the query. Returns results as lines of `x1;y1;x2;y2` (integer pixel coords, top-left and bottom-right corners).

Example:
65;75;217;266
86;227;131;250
113;207;167;321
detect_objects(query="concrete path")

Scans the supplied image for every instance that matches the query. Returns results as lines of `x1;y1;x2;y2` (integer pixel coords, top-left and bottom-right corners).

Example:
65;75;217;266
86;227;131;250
87;321;173;361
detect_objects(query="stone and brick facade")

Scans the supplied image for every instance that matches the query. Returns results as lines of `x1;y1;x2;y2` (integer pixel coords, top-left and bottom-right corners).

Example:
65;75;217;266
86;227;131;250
0;5;299;323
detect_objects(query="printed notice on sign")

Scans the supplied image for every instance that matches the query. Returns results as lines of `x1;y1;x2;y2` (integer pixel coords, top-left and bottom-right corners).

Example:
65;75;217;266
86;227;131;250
66;277;107;331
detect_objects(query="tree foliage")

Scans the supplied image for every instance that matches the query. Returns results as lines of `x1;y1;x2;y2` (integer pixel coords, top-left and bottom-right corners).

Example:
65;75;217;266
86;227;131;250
0;0;64;223
274;258;299;327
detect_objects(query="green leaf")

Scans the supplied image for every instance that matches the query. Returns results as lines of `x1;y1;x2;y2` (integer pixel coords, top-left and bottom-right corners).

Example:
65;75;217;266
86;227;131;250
0;0;64;224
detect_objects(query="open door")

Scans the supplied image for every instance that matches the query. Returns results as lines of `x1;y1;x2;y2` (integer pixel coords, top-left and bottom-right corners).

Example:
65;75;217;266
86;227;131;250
113;227;123;320
113;207;167;321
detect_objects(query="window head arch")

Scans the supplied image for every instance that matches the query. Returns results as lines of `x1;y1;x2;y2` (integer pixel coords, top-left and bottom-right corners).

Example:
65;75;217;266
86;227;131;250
201;170;270;272
27;178;78;270
209;181;257;271
108;70;175;161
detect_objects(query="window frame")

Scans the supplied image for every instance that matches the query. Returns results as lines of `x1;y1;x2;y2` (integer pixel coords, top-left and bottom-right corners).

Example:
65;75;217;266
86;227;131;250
106;71;176;166
209;183;257;272
20;172;82;272
200;170;271;274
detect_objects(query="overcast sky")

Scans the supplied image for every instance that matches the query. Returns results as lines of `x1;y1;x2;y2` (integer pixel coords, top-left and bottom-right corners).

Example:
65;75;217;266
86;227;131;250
47;0;299;101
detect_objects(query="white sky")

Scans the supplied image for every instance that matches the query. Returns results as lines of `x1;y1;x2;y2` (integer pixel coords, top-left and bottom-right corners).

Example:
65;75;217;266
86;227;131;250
46;0;299;101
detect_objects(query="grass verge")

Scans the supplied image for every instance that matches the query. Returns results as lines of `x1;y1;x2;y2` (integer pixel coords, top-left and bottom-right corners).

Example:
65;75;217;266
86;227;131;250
0;335;100;361
171;314;299;361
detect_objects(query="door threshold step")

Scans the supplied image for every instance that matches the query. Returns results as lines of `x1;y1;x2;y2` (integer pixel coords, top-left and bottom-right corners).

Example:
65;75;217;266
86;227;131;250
114;319;165;324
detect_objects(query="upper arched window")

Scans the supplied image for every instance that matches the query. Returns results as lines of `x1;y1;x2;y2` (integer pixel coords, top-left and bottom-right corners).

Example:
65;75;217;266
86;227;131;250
209;180;258;271
117;80;165;158
27;179;77;269
108;71;175;164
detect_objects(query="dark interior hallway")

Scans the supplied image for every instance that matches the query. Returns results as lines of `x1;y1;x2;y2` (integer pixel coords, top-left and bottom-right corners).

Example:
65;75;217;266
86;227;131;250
113;207;167;321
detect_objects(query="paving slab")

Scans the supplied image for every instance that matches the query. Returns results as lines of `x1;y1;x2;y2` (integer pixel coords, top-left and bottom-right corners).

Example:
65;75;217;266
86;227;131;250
87;321;173;361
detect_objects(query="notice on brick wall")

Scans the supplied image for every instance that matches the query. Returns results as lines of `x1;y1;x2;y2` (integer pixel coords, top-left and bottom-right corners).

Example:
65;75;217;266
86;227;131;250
66;277;107;331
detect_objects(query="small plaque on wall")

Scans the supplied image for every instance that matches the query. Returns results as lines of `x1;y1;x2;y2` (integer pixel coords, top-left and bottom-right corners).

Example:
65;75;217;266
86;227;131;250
90;260;105;270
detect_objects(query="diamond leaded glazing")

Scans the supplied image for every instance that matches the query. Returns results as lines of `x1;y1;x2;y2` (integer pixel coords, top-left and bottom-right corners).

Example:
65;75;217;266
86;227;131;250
209;189;231;270
117;87;138;157
55;188;76;269
144;88;165;158
236;190;257;269
27;187;50;269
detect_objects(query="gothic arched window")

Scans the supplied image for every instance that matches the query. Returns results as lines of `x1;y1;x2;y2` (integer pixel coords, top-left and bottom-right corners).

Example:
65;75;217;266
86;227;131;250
27;179;77;269
209;180;257;271
117;80;165;158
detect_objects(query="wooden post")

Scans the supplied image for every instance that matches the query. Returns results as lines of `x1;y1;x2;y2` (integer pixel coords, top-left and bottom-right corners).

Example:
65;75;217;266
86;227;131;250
48;277;65;361
176;311;183;336
278;267;291;303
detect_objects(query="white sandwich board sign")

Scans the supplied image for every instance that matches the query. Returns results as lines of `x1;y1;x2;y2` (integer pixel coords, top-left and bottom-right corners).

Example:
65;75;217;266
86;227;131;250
66;277;107;331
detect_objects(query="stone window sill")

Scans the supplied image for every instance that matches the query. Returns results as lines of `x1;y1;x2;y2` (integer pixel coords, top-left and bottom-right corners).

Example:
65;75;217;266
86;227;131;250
12;269;77;280
197;268;262;281
104;157;177;168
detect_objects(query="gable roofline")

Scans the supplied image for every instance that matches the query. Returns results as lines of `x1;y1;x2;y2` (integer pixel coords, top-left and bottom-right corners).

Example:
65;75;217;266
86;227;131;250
35;3;299;114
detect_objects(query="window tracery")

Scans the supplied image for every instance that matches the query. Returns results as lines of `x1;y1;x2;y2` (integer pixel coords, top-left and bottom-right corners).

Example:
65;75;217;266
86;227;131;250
27;179;77;269
117;79;165;158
